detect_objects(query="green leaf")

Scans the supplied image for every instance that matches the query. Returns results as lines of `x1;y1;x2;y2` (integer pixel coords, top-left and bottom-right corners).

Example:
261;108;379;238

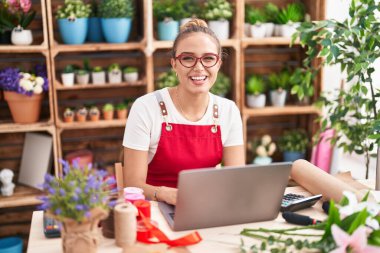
330;45;340;58
348;209;368;234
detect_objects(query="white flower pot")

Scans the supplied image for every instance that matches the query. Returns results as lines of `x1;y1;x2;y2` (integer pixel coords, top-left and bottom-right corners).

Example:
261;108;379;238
92;71;106;85
244;23;251;37
123;72;138;83
11;27;33;45
263;23;275;37
108;71;122;83
270;90;287;107
76;73;90;85
246;94;266;108
274;25;282;36
61;73;75;87
281;23;300;38
250;24;266;38
208;20;229;40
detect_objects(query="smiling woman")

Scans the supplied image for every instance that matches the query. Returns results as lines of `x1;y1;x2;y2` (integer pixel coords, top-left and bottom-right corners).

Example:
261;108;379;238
122;18;245;206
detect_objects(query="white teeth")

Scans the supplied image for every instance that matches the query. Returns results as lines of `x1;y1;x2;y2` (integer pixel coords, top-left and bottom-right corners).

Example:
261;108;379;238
190;76;207;81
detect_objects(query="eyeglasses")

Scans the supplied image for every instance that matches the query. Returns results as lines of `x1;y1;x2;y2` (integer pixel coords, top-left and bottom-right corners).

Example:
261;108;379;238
175;53;219;68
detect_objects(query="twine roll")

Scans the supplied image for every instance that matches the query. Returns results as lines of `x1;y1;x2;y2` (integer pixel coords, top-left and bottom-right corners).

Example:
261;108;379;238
114;202;138;248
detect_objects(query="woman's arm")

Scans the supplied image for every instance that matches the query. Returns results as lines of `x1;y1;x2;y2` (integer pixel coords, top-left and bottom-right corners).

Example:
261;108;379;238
123;147;178;205
223;145;245;166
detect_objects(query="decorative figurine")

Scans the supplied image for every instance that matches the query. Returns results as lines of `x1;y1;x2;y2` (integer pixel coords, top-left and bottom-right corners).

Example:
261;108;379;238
0;168;15;196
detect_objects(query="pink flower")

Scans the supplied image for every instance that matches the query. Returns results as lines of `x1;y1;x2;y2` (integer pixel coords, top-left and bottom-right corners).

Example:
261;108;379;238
6;0;20;14
331;224;380;253
20;0;31;13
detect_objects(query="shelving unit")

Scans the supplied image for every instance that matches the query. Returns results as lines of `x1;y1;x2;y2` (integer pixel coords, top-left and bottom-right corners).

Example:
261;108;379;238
0;0;325;244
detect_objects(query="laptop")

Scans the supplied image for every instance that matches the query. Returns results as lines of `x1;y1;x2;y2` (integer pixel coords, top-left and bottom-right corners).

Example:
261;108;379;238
158;162;292;231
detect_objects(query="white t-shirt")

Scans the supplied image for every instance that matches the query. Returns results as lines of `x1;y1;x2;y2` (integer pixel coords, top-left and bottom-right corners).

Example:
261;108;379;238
123;88;243;163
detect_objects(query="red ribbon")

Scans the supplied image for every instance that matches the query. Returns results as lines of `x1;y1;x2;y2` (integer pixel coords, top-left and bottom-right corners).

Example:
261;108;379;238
136;209;202;246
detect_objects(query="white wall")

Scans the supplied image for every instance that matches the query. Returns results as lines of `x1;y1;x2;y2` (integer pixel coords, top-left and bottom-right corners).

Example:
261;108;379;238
324;0;380;180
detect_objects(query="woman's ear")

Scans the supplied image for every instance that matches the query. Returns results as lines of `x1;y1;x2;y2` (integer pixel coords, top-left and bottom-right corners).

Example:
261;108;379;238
170;58;176;69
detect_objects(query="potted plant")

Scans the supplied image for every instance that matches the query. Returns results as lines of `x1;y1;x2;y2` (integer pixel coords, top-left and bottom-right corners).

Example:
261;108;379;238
63;107;75;122
249;135;276;165
99;0;134;43
0;65;48;124
115;102;127;119
76;106;88;122
203;0;233;40
267;69;291;107
87;0;104;42
107;63;122;83
91;66;105;85
61;64;76;87
246;74;266;108
6;0;36;45
179;0;200;26
0;4;16;44
276;2;305;38
290;67;315;105
89;106;100;121
262;3;279;37
294;0;380;180
210;72;231;97
153;0;182;41
56;0;91;44
102;103;114;120
123;66;138;83
246;6;266;39
39;160;114;253
157;69;178;89
278;129;309;162
75;69;90;85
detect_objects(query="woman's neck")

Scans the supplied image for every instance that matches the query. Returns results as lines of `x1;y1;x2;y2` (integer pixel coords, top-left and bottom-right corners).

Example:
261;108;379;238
170;86;210;122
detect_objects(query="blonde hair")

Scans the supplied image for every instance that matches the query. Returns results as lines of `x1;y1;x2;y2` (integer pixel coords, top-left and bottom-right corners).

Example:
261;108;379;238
171;18;221;58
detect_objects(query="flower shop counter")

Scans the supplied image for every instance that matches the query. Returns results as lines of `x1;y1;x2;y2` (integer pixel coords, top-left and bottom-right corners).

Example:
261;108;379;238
27;186;327;253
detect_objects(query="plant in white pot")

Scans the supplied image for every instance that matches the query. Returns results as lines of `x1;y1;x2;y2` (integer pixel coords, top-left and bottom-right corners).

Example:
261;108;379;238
179;0;200;26
61;64;76;87
91;66;105;85
203;0;233;40
107;63;122;83
276;2;305;38
267;69;291;107
123;66;138;83
246;6;266;39
246;74;266;108
262;3;279;37
7;0;36;45
76;69;90;85
294;0;380;182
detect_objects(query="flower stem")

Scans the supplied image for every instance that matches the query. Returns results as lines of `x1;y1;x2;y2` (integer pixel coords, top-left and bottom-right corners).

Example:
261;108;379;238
242;223;325;234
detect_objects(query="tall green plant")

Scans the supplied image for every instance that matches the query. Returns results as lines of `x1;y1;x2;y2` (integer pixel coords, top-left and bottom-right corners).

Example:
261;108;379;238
99;0;133;18
293;0;380;178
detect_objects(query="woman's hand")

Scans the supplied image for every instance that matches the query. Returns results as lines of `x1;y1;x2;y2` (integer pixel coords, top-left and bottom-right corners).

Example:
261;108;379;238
157;186;178;205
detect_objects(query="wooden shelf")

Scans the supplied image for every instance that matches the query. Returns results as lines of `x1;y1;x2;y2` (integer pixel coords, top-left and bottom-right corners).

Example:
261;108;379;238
152;39;239;50
0;185;43;208
0;122;54;133
50;41;145;53
55;80;146;90
243;105;320;117
57;118;127;130
241;37;300;48
0;44;48;53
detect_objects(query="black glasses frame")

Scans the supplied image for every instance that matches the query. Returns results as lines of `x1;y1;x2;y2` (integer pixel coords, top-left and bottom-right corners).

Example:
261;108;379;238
175;53;220;68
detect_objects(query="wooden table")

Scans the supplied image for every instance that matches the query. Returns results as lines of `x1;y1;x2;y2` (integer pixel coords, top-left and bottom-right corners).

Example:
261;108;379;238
27;187;327;253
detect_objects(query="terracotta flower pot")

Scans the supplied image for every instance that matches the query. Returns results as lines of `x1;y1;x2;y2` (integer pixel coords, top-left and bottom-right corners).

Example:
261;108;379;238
117;109;127;119
103;110;114;120
3;91;43;124
90;114;100;121
64;115;74;123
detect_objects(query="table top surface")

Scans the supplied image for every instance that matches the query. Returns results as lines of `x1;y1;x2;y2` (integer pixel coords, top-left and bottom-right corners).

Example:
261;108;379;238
27;186;327;253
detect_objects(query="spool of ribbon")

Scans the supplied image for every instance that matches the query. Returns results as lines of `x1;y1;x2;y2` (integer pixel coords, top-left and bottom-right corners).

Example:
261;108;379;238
134;199;151;219
114;202;138;248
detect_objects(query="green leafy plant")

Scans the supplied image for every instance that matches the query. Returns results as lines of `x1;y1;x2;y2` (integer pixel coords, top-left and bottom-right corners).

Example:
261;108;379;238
0;3;15;33
181;0;200;18
76;69;88;76
115;102;127;110
157;69;178;89
246;6;266;25
278;129;308;153
153;0;183;21
246;75;266;95
293;0;380;179
63;64;76;74
290;67;315;102
63;107;74;117
98;0;133;18
89;106;100;115
107;63;121;72
102;103;114;112
39;160;116;222
2;0;36;29
275;2;305;24
203;0;233;21
92;66;103;72
123;66;137;74
240;192;380;252
263;3;279;23
267;69;291;91
89;0;100;17
56;0;91;19
210;72;231;96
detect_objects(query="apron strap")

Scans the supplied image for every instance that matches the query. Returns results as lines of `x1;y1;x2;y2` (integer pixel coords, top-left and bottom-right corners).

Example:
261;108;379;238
211;95;219;133
154;91;172;131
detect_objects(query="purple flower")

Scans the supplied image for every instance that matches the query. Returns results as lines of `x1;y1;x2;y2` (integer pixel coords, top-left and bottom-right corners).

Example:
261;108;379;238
108;200;117;208
59;189;65;196
44;173;54;183
85;211;91;218
90;194;98;204
59;159;70;176
48;187;55;195
54;208;62;216
75;204;85;211
75;187;81;195
37;201;51;210
71;194;79;201
106;177;116;186
96;169;108;178
72;158;80;169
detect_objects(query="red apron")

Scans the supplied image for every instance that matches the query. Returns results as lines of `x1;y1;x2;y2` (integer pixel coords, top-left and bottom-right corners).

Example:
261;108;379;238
147;92;223;188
